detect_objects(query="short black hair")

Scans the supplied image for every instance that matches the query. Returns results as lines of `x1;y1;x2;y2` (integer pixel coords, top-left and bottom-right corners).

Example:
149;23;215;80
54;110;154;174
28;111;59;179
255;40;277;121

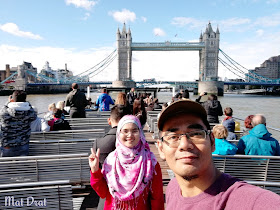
12;90;26;102
72;83;78;89
182;90;189;98
110;105;130;122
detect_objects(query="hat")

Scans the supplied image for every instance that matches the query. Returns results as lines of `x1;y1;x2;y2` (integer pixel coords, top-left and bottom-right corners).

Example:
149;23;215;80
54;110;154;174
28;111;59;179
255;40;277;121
158;100;207;131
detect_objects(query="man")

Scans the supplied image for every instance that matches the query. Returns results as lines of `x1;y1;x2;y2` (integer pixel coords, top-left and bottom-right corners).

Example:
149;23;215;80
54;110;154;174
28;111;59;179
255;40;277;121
0;90;37;157
157;100;280;209
196;93;223;123
66;83;88;118
81;105;130;210
127;87;137;111
237;114;280;156
222;107;237;140
95;88;114;111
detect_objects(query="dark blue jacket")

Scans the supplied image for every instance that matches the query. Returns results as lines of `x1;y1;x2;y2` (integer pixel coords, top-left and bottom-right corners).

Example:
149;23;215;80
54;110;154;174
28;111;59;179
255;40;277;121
237;124;280;156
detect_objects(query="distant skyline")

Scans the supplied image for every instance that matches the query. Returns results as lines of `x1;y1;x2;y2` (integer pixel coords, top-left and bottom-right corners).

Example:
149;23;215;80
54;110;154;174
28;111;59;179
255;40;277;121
1;0;280;81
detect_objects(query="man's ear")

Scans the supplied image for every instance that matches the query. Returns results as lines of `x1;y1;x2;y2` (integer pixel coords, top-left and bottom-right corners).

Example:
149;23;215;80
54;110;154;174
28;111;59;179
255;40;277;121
157;140;166;161
210;132;216;152
107;118;111;126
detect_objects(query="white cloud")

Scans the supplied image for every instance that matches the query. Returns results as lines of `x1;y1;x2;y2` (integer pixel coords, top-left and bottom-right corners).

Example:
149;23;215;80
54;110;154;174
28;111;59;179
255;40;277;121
254;13;280;27
65;0;97;10
153;28;166;36
0;23;43;40
82;12;91;20
141;16;147;23
220;17;251;27
171;17;205;28
256;29;264;36
108;9;136;23
266;0;280;4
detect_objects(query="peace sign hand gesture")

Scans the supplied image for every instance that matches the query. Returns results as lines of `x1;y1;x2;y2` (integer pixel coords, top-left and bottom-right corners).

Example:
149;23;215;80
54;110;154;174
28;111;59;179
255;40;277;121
88;148;100;173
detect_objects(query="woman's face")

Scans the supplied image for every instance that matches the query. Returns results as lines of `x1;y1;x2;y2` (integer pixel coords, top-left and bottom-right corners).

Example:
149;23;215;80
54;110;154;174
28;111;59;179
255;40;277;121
119;123;140;148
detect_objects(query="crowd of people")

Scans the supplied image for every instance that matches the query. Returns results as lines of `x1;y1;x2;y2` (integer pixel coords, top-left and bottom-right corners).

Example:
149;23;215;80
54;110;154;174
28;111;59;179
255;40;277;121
1;85;280;208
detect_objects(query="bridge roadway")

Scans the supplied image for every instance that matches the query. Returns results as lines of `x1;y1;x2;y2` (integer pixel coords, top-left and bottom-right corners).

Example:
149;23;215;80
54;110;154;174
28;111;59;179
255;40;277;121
27;80;280;88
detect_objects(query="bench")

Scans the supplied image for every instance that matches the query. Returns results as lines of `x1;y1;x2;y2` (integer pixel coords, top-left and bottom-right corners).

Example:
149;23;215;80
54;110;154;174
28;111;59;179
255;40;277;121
69;122;110;132
29;139;95;156
0;153;90;185
0;180;73;209
30;129;105;141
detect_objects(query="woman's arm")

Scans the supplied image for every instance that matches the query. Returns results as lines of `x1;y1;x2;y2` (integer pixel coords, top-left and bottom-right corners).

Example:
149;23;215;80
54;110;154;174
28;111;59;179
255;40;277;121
90;169;110;199
150;162;164;210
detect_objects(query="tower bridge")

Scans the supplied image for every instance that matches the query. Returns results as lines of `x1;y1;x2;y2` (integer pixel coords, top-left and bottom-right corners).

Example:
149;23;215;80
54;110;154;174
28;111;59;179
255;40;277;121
115;22;222;95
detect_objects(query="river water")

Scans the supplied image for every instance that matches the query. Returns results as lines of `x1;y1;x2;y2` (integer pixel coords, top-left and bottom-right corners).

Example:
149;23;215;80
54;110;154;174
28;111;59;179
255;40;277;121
0;92;279;138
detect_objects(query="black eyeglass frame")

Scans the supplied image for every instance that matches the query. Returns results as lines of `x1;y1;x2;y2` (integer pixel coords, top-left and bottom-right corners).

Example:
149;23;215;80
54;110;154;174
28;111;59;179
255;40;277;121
160;130;211;147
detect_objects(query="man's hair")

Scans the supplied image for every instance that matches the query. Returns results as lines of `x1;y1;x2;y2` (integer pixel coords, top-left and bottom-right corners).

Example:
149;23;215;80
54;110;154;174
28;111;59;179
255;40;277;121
224;107;233;116
110;105;130;122
208;94;217;101
102;88;107;93
72;83;78;89
252;114;266;127
182;90;189;99
12;90;27;102
244;115;254;129
212;124;228;139
54;109;63;118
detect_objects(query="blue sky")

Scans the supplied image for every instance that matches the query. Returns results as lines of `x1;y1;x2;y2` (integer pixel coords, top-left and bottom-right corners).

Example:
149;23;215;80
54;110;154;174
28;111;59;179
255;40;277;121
1;0;280;81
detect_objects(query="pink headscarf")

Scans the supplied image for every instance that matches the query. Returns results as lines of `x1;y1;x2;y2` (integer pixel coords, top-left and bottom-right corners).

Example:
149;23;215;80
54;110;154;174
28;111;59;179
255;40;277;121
102;115;157;206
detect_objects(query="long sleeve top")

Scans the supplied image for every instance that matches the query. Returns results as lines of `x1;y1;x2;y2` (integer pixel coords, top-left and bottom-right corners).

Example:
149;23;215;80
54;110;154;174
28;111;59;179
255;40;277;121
90;162;164;210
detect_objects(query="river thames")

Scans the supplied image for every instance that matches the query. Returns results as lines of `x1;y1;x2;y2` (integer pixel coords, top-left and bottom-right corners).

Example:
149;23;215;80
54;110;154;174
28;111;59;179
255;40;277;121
0;92;279;138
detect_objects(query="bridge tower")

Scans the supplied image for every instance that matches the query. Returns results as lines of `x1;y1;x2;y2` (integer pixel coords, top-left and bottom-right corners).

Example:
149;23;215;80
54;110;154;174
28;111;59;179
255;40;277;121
199;22;220;81
198;22;224;96
113;23;135;88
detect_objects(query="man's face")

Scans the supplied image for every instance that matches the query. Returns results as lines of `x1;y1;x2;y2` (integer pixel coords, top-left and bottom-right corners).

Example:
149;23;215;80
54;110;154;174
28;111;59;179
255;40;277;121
157;113;215;179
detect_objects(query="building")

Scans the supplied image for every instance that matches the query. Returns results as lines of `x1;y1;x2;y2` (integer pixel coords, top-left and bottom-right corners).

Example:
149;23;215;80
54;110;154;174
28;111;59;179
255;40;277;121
40;61;74;82
0;64;17;83
247;55;280;81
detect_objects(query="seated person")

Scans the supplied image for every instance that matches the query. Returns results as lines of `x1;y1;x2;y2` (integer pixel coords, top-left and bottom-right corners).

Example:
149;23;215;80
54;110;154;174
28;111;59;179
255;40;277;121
44;103;57;121
237;114;280;156
56;101;69;116
48;109;71;131
212;124;238;155
30;107;50;132
222;107;237;140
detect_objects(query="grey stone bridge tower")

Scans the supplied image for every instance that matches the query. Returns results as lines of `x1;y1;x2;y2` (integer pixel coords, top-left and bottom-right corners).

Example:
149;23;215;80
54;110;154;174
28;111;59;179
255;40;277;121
112;23;135;88
198;23;223;95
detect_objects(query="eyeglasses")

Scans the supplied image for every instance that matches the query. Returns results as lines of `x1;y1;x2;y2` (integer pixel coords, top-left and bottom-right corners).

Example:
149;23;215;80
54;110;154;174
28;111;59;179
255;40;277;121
161;130;210;148
120;129;140;136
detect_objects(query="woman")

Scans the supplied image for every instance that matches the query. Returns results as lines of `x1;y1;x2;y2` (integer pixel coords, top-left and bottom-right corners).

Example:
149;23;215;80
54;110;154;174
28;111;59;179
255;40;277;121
56;101;69;116
212;124;238;155
89;115;164;210
133;98;147;128
115;92;131;113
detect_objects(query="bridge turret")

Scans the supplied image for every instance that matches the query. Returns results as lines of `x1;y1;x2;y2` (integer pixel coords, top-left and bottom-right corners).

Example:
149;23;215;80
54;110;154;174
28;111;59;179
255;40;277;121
199;22;220;81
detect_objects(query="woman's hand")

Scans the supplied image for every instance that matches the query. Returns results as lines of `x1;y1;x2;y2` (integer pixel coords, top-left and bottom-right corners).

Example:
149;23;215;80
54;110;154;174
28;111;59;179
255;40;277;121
88;148;100;173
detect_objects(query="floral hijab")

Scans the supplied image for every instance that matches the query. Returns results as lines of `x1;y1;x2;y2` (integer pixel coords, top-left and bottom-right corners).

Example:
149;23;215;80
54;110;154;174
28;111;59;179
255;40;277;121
102;115;157;206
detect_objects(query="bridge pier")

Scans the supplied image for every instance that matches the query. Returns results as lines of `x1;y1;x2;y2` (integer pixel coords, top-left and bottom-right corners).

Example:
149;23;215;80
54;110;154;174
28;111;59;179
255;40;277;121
198;81;224;96
112;80;136;88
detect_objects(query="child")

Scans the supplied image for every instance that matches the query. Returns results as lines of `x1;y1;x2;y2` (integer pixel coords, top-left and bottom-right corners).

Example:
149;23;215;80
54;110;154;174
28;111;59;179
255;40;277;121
89;115;164;209
212;124;238;155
